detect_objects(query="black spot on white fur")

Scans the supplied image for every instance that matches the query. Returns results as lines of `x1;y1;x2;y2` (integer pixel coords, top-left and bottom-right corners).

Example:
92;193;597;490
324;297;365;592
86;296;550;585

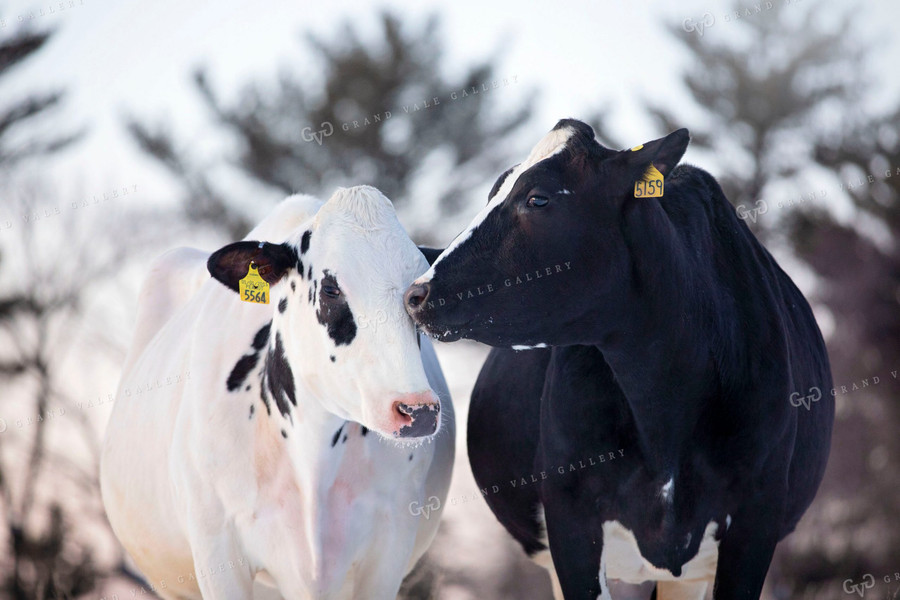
278;297;288;313
316;270;357;346
226;322;271;392
263;332;297;418
252;323;271;350
331;423;345;447
300;230;312;254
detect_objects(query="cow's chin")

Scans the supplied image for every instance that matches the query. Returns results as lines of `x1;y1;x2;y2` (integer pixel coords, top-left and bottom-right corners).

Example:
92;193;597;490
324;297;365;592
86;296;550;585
417;318;537;349
410;313;471;343
418;325;465;343
372;416;442;447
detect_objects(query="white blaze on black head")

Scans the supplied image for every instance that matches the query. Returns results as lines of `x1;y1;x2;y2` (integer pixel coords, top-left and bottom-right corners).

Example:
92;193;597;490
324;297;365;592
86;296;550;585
415;122;580;283
404;118;689;347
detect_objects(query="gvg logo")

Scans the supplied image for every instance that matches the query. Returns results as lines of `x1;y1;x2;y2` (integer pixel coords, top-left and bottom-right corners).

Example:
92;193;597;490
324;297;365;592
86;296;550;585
790;386;822;411
683;12;715;37
357;309;402;333
408;496;441;520
301;121;334;145
736;200;768;223
843;574;875;597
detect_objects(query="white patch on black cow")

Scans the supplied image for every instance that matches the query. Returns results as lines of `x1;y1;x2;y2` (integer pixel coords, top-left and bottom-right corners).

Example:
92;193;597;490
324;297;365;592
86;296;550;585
417;125;577;282
661;477;674;503
599;520;719;584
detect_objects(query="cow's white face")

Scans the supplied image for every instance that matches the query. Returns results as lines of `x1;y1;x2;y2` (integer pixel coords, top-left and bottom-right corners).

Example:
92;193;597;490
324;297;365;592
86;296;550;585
273;186;440;439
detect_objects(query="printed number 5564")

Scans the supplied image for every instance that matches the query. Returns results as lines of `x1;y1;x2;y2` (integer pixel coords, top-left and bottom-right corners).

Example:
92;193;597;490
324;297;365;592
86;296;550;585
243;289;267;303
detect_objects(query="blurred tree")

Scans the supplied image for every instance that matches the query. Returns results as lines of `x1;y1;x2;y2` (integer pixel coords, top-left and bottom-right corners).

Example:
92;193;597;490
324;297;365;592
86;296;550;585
0;28;82;168
648;3;866;232
0;21;132;600
779;108;900;598
126;11;533;241
651;3;900;598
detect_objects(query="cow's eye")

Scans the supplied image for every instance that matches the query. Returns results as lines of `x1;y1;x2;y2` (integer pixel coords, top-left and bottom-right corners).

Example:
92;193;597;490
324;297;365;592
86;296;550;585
527;195;549;208
322;283;341;298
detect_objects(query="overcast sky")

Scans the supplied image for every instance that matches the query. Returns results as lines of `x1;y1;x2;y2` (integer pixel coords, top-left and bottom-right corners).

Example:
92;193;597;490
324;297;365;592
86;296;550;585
1;0;898;216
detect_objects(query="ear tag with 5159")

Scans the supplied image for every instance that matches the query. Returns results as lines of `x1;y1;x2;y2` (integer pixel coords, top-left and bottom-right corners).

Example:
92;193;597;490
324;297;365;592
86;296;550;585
634;163;664;198
239;263;269;304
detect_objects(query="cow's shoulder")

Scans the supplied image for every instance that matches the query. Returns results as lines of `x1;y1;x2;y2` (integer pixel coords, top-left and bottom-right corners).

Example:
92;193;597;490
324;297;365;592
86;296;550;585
123;247;210;375
663;164;728;212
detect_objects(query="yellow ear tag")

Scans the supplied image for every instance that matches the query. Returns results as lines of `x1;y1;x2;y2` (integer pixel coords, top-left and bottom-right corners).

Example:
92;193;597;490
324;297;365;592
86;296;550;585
630;144;644;151
239;263;269;304
634;164;664;198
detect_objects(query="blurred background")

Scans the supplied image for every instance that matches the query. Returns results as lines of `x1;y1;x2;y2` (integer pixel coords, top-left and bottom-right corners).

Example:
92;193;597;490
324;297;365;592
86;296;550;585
0;0;899;598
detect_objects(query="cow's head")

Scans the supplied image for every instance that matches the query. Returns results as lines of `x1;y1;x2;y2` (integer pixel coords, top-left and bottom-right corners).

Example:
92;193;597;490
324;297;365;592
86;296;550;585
405;119;689;347
209;186;442;439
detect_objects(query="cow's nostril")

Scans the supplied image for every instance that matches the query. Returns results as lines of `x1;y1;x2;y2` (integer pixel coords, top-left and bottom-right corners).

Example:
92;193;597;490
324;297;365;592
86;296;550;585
404;282;431;310
394;401;413;424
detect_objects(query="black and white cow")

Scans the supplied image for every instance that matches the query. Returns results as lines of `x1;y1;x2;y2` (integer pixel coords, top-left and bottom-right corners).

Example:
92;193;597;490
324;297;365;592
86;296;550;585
404;120;833;599
101;188;455;599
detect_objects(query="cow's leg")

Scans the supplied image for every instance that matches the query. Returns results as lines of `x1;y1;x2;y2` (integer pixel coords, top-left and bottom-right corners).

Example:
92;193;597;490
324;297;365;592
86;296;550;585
658;580;710;600
542;500;603;600
532;549;565;600
187;524;254;599
711;507;780;599
348;527;418;600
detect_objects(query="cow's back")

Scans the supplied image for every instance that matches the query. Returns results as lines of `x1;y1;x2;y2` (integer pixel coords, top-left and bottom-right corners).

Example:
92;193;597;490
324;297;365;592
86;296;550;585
664;166;834;533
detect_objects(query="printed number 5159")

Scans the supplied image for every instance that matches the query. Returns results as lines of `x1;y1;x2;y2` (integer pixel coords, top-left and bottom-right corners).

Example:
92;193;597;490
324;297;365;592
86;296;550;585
634;179;663;198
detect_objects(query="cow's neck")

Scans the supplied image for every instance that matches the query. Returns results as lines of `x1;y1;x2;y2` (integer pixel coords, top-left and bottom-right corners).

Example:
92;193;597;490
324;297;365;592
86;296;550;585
581;230;720;477
593;311;714;475
258;324;353;499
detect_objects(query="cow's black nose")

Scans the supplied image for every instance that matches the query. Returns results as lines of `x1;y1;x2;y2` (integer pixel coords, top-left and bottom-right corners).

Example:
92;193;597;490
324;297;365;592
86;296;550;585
405;282;431;311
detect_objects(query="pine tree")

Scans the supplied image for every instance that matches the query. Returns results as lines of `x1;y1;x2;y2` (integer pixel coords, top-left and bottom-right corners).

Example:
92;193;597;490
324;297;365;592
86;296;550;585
0;29;81;168
0;22;100;600
649;4;865;232
128;11;533;241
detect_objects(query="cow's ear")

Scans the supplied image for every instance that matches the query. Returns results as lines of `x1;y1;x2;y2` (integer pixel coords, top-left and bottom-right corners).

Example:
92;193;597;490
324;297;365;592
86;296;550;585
207;241;297;292
418;247;444;266
624;128;690;177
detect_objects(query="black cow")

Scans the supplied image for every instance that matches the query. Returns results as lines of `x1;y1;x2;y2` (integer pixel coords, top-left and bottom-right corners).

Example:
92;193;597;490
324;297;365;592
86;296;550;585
404;119;833;599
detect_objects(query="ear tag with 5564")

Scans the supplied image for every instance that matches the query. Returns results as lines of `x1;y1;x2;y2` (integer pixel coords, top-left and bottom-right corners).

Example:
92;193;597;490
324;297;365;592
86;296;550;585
634;163;664;198
239;262;269;304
